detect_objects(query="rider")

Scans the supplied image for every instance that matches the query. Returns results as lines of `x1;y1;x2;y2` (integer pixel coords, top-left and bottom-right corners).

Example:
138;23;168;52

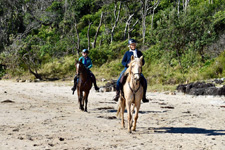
71;49;100;94
113;39;149;103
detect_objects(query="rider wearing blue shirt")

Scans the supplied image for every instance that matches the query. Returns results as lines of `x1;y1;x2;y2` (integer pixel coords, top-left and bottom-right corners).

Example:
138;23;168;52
113;39;149;103
71;49;99;94
78;55;92;69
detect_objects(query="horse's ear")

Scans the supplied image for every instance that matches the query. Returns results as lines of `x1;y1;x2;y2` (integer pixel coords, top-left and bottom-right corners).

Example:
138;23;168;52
75;60;78;65
131;55;135;60
140;56;143;65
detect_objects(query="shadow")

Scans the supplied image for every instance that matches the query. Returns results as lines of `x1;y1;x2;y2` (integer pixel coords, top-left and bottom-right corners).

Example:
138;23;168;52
107;109;118;113
139;110;168;114
97;115;117;120
105;110;168;114
99;101;117;104
148;127;225;136
96;106;114;110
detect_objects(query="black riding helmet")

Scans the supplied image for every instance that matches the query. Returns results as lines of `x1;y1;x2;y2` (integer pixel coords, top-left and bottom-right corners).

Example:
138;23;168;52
128;39;136;45
82;49;89;53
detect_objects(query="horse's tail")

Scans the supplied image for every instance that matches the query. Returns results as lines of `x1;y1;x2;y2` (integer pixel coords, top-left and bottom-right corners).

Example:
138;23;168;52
116;95;125;118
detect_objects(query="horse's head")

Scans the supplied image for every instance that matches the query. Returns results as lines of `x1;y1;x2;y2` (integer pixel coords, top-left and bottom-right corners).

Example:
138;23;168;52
75;60;86;76
128;55;143;81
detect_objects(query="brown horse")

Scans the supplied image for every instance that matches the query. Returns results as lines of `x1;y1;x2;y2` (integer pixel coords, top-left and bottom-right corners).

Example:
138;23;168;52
117;55;144;133
75;60;92;112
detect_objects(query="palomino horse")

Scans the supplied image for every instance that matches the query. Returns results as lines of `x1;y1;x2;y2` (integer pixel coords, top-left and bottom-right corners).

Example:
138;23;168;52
117;55;144;133
75;60;92;112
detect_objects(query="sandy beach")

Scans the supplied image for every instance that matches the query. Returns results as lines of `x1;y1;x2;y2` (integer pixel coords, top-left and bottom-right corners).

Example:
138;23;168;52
0;80;225;150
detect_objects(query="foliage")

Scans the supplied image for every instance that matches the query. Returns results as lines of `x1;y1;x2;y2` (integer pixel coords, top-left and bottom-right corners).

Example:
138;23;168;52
0;0;225;86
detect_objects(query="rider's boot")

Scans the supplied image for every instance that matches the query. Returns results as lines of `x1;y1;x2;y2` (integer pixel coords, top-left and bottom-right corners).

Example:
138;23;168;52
91;74;100;91
141;77;149;103
113;90;120;102
71;75;78;95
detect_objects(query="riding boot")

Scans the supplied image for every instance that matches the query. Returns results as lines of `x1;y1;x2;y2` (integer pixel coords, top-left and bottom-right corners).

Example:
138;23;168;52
71;75;78;95
141;77;149;103
142;89;149;103
91;74;100;91
113;90;120;102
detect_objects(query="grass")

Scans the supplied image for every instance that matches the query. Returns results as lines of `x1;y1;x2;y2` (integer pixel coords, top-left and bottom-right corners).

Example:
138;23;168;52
3;51;225;93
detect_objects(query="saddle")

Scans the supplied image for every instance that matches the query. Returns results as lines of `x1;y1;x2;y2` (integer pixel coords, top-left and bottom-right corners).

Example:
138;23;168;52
119;73;128;98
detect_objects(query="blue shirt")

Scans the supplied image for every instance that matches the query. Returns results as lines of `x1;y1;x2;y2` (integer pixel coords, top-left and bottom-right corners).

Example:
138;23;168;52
122;50;145;68
79;56;93;69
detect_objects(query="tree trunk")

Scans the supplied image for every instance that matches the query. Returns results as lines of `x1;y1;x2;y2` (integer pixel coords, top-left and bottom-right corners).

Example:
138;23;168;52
29;68;42;80
177;0;180;16
111;1;121;44
141;0;160;44
184;0;189;13
123;14;134;40
87;21;92;50
93;12;103;48
151;0;160;30
74;16;80;56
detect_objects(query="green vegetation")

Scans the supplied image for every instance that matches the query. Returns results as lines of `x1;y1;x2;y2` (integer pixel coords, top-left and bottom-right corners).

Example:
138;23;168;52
0;0;225;90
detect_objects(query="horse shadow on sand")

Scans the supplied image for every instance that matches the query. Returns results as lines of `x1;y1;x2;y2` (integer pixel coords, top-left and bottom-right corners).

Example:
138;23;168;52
93;106;225;136
138;126;225;136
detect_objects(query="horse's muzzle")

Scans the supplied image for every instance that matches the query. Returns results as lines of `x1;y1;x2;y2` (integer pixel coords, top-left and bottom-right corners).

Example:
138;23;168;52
133;73;141;81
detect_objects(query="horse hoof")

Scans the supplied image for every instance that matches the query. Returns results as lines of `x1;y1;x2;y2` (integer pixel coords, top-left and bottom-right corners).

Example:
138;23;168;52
79;107;84;111
132;128;136;131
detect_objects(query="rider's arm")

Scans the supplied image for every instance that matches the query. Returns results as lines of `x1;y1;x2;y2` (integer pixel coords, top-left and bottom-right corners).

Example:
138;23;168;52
87;57;93;69
122;52;128;68
138;51;145;66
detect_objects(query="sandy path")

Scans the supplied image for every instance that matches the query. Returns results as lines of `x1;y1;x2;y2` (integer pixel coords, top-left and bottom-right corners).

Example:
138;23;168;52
0;80;225;150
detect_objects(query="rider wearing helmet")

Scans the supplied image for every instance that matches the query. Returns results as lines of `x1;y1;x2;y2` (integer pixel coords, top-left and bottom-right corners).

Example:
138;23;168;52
71;49;99;94
113;39;149;103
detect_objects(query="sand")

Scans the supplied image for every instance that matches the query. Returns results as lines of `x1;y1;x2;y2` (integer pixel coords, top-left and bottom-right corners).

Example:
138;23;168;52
0;80;225;150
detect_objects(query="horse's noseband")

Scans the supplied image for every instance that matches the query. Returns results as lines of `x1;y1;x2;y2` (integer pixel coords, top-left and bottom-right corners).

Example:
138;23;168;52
132;73;141;81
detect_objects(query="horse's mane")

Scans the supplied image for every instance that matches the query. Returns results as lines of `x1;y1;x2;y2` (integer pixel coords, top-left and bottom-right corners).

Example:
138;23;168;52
125;59;137;82
126;59;135;74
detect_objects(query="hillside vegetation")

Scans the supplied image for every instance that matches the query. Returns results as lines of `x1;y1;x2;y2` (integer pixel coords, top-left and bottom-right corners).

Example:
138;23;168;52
0;0;225;88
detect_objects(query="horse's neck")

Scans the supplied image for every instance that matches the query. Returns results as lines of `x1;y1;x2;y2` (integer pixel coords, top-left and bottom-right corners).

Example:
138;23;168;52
80;71;88;80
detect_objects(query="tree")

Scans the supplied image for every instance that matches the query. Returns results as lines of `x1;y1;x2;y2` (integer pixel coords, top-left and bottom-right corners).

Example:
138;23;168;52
140;0;160;44
110;1;122;44
92;11;104;48
123;0;141;40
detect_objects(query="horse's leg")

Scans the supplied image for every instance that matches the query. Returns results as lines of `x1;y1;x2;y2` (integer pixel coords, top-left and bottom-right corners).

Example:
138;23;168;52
120;97;125;128
84;91;89;112
77;90;81;110
126;100;132;133
79;91;84;111
132;102;140;131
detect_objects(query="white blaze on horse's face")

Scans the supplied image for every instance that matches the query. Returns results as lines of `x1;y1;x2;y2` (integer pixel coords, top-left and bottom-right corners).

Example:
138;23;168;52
132;58;142;81
76;63;80;75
